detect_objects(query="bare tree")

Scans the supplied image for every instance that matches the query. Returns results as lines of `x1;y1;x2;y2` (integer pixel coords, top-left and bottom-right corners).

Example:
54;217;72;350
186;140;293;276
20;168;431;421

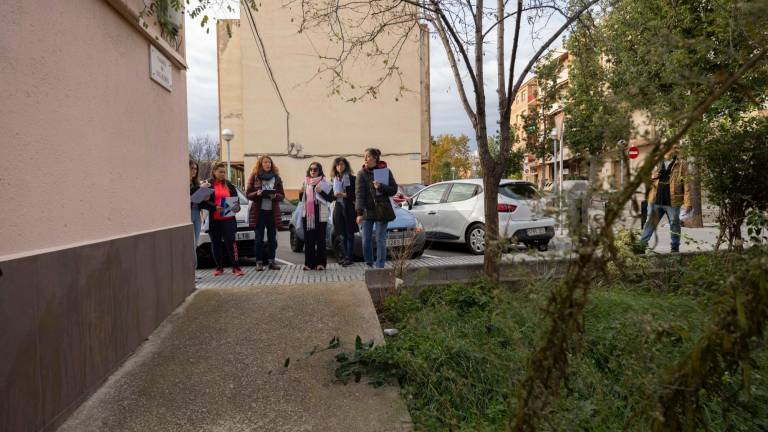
285;0;602;280
188;134;221;179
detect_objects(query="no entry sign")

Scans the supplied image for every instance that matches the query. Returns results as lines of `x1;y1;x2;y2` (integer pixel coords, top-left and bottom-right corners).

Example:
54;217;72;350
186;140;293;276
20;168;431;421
628;146;640;159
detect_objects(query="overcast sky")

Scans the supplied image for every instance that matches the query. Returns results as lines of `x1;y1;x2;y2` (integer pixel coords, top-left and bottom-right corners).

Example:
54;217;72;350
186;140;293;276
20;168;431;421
185;6;565;150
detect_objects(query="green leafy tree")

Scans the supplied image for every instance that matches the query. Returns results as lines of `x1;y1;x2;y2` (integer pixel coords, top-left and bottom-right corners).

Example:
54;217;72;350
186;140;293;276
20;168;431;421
430;134;472;183
691;114;768;250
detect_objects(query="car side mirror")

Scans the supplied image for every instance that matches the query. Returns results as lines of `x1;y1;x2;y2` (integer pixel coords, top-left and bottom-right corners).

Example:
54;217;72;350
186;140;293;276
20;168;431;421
407;199;413;210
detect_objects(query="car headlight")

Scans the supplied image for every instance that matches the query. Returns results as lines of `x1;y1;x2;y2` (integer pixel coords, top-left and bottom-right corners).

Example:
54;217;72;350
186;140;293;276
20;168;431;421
414;220;424;233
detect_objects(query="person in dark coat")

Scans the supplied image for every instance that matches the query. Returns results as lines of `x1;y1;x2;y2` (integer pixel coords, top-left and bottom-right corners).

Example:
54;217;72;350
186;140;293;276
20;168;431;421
355;148;398;268
299;162;334;270
246;155;285;271
190;160;215;280
205;161;244;277
330;157;358;266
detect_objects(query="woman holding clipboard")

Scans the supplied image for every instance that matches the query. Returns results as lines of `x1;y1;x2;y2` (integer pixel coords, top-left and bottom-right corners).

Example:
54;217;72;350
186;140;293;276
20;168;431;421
299;162;334;270
331;157;358;266
355;148;398;268
190;160;215;277
206;161;244;277
246;155;285;271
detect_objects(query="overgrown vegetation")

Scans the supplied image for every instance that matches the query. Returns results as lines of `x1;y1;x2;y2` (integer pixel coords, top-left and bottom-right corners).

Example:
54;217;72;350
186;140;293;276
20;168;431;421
332;250;768;430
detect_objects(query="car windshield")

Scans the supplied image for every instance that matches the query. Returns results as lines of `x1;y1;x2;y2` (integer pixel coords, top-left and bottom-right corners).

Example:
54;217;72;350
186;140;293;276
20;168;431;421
404;184;424;195
499;183;539;200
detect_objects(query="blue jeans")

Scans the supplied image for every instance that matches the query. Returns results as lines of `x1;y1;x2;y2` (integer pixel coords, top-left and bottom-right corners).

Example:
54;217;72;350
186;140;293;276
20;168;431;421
640;204;681;250
191;207;201;270
342;230;355;262
362;219;388;268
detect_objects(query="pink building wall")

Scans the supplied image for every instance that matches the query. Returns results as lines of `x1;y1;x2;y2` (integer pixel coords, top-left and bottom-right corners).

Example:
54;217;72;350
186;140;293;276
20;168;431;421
0;0;189;260
0;2;194;431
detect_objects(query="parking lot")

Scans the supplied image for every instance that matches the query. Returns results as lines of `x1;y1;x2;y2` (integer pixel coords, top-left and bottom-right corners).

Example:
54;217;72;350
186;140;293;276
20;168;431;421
263;230;473;267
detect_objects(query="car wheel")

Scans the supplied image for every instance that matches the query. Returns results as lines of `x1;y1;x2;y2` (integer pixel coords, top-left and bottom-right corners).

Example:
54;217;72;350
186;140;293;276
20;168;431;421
465;223;486;255
536;242;549;252
290;229;304;253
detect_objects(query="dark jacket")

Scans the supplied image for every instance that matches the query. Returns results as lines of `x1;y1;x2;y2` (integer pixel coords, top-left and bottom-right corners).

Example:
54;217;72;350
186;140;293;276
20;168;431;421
647;158;691;208
355;163;398;220
204;179;239;220
246;174;285;229
332;174;359;235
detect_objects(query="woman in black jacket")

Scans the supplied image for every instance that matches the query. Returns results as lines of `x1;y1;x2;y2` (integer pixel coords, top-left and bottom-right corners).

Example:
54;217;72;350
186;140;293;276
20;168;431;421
190;160;214;278
355;148;398;268
331;157;358;266
205;161;244;277
299;162;334;270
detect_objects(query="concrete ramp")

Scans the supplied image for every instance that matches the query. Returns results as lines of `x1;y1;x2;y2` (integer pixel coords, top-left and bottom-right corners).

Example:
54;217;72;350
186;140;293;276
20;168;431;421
59;282;411;431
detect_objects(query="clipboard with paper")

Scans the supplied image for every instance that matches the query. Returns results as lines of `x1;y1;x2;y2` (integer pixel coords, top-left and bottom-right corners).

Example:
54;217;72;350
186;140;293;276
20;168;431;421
191;187;213;204
219;196;241;217
373;168;390;185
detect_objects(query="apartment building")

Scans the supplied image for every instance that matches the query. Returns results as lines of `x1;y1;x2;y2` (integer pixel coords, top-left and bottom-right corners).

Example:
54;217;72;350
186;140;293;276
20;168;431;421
217;4;431;197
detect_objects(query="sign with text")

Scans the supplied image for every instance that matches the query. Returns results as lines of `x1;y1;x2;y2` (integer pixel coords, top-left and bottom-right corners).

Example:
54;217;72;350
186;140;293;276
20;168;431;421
149;45;173;92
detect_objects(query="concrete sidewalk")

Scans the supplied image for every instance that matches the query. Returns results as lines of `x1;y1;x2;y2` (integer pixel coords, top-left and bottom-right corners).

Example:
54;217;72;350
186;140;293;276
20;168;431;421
59;282;411;432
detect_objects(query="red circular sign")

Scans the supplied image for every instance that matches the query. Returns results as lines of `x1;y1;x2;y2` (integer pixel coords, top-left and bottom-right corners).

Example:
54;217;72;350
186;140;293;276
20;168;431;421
628;146;640;159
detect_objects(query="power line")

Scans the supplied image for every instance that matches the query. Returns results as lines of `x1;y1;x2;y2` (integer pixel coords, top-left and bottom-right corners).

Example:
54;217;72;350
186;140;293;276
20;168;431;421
242;4;291;152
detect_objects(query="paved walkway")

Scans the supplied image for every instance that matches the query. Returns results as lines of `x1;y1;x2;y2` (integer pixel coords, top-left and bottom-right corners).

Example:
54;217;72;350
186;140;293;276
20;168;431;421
59;282;411;432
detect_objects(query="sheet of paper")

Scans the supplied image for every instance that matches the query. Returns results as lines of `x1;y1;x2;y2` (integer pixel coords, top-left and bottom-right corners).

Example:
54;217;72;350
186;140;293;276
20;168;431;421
191;187;212;204
319;180;332;194
333;179;343;193
373;168;390;185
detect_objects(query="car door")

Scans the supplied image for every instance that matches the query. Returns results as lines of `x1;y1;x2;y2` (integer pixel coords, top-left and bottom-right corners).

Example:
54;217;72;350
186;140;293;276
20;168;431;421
439;183;480;241
409;183;450;239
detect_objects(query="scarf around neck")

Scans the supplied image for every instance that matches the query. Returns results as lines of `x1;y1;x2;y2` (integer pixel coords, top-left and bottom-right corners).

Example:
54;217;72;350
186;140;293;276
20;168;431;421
259;172;275;181
304;175;324;230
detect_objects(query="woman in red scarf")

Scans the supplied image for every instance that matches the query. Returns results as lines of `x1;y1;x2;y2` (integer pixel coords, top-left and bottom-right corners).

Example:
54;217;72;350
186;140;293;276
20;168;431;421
355;148;398;268
299;162;334;270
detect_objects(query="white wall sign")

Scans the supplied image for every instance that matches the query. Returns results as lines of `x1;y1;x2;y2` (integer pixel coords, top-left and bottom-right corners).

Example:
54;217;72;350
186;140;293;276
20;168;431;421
149;45;173;91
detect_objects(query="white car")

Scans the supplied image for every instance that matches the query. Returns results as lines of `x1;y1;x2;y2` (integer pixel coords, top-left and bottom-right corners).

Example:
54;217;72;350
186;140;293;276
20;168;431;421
406;179;555;254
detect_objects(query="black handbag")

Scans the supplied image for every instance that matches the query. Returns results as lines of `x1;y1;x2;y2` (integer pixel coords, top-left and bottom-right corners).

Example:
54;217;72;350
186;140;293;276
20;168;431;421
372;198;396;222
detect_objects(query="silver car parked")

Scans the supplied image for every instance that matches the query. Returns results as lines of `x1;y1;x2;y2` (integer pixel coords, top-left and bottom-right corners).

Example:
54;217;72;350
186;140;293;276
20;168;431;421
406;179;555;254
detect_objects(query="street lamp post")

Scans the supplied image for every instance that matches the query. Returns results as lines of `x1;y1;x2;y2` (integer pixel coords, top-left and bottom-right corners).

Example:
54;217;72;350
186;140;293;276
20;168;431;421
222;129;234;180
550;128;561;232
451;166;456;180
618;139;626;190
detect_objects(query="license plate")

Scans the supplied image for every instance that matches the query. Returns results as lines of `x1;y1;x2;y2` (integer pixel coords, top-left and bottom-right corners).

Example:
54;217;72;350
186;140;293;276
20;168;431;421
236;231;255;241
387;238;407;247
527;227;546;236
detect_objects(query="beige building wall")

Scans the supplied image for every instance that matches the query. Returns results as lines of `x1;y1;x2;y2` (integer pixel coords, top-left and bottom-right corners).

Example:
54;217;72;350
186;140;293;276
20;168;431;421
218;4;428;197
0;0;189;259
217;19;245;167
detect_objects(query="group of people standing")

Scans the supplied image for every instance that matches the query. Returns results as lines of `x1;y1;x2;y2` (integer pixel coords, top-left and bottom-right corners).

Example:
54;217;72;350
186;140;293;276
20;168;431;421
189;147;398;277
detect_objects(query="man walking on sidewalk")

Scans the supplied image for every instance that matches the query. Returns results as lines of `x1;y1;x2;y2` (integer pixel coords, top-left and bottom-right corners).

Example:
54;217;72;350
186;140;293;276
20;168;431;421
635;146;691;253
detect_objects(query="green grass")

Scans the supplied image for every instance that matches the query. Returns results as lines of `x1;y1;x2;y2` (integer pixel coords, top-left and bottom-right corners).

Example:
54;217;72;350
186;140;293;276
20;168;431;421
350;254;768;431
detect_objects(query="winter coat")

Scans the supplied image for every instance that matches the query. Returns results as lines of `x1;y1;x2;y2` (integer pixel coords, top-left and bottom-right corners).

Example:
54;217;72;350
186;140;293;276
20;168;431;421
246;174;285;228
647;158;691;208
355;163;398;220
332;174;359;236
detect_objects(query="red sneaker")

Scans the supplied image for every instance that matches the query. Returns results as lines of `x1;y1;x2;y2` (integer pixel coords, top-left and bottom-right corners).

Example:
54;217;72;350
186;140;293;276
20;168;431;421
213;268;224;276
233;268;245;277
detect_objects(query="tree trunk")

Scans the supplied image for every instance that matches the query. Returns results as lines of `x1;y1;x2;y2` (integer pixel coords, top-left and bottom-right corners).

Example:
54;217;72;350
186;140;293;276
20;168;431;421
686;156;704;228
482;171;502;281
